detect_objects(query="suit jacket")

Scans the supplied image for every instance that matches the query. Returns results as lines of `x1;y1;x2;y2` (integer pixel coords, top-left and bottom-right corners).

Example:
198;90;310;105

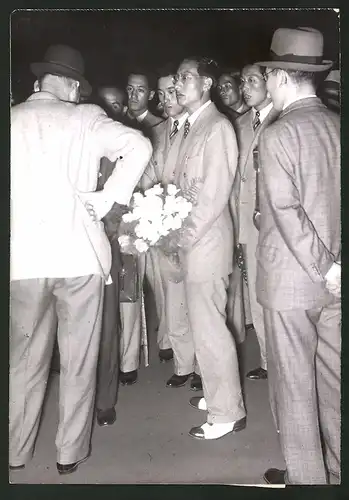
256;97;341;311
140;118;185;189
124;110;164;141
230;106;280;244
174;102;239;282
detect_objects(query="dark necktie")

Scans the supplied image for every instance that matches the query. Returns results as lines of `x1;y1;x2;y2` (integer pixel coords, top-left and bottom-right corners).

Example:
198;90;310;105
253;110;261;131
184;119;190;138
170;119;179;141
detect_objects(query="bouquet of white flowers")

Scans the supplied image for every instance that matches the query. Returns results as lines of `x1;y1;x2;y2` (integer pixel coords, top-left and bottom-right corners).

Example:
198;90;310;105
118;183;193;281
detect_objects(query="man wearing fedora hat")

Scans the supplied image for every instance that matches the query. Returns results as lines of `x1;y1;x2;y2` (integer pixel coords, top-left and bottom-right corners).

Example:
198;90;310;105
10;44;152;475
255;28;341;484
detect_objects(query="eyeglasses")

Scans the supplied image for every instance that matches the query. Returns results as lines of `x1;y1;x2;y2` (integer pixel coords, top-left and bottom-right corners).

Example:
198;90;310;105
174;72;202;84
263;69;276;81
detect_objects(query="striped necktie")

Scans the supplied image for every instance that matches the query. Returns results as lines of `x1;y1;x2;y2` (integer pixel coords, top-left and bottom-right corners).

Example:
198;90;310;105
184;119;190;138
253;110;261;131
170;119;179;141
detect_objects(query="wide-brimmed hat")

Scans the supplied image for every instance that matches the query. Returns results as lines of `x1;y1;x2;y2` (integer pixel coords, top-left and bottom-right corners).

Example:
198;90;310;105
30;44;92;96
257;27;333;72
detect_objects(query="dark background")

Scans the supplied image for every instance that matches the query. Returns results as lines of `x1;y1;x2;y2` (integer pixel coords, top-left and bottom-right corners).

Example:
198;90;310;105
11;8;340;102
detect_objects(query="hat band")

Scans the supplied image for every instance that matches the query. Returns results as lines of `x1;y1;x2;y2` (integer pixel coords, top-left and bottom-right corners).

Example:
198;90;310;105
270;50;323;65
44;59;83;74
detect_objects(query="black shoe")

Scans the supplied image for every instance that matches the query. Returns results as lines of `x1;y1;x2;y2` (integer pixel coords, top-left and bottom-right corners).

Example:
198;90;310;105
263;468;286;485
119;370;138;386
159;348;173;363
9;464;25;470
96;407;116;427
245;323;254;332
190;373;202;391
166;373;191;388
57;456;89;475
246;367;267;380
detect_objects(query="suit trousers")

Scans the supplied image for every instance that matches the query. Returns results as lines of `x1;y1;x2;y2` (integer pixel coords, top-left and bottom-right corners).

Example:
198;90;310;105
95;238;121;411
145;249;171;350
185;277;246;424
9;275;104;466
264;301;341;484
119;253;146;372
243;237;267;369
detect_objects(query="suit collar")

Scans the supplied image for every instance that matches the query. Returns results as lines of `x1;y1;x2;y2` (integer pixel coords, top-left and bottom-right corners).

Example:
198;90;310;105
280;97;325;118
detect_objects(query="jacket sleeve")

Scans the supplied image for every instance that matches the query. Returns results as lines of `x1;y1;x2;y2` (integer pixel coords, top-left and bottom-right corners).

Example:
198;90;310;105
83;108;152;219
180;121;238;250
258;125;335;282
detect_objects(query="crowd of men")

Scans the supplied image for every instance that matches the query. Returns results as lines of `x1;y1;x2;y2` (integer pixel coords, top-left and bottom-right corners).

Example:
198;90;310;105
10;26;341;485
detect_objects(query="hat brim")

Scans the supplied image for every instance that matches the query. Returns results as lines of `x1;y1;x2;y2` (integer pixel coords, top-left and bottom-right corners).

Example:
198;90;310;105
30;61;92;96
256;59;333;72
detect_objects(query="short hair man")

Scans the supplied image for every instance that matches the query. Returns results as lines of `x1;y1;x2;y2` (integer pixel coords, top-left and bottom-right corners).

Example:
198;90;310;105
229;63;279;382
141;63;202;391
217;68;249;122
10;44;152;474
174;56;246;440
98;85;127;119
256;28;341;485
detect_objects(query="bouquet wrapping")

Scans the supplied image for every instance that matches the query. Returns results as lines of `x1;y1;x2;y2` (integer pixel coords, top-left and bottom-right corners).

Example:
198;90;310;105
118;183;193;282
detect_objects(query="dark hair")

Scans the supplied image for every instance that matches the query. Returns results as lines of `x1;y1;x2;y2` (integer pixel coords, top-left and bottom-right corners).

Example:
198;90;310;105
219;67;241;88
182;56;220;87
127;68;157;91
156;62;179;81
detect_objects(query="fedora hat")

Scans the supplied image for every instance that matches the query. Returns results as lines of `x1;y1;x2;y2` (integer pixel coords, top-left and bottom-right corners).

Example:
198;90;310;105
257;27;333;72
30;44;92;96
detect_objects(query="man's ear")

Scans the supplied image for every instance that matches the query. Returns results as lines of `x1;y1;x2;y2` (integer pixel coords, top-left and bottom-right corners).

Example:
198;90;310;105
203;76;213;92
148;90;155;101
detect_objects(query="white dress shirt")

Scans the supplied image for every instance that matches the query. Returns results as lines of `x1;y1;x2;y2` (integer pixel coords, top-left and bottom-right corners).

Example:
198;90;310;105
136;109;148;122
253;101;273;124
171;112;188;130
187;100;212;126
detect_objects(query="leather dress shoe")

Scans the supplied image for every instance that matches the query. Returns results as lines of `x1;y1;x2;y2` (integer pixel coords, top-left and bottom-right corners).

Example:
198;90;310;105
159;348;173;363
166;373;191;388
96;407;116;427
263;468;286;485
9;464;25;470
119;370;138;386
189;417;246;440
246;367;267;380
189;396;207;411
57;455;89;475
245;323;254;332
190;373;202;391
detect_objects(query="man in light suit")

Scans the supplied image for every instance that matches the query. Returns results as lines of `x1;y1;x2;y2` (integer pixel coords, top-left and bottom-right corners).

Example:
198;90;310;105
10;45;151;474
174;57;246;440
141;64;202;390
255;28;341;485
118;69;164;387
231;64;279;381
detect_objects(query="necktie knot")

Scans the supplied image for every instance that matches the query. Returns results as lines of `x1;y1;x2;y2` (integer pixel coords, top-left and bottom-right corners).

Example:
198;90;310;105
253;110;261;131
184;119;190;138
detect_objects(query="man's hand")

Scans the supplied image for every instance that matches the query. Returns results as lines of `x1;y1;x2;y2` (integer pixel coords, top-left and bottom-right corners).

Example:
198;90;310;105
325;262;341;298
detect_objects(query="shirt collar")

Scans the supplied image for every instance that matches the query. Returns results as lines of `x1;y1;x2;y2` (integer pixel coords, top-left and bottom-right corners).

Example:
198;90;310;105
187;100;212;126
283;94;317;110
236;103;245;113
253;102;273;123
171;112;188;130
136;109;148;122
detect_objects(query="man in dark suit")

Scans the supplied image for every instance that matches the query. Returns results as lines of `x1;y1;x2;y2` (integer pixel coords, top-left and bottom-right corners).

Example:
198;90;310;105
256;27;341;485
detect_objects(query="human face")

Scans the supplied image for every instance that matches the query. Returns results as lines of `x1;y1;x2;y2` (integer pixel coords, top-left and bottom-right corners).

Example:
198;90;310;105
174;60;209;112
240;64;270;110
217;74;240;108
126;74;154;113
100;87;125;117
157;75;184;118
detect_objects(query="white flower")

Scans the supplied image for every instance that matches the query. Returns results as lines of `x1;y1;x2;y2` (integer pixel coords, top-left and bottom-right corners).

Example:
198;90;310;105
132;192;145;207
134;238;149;253
122;212;139;223
144;184;164;197
167;184;179;196
118;235;131;247
163;195;178;215
177;200;192;219
172;214;182;230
